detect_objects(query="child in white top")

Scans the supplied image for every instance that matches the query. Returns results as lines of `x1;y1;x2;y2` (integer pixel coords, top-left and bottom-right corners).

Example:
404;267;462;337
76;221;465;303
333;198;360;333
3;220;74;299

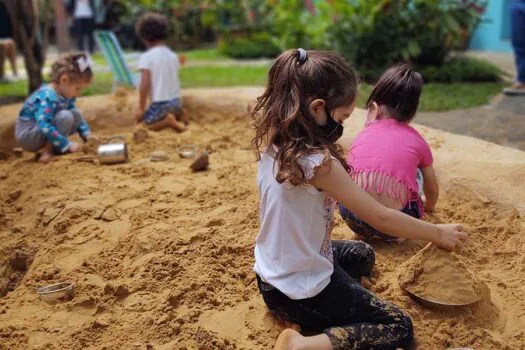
134;12;187;132
252;49;467;350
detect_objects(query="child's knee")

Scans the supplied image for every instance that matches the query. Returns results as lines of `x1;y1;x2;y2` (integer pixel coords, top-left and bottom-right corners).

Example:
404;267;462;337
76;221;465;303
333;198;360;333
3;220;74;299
357;241;375;268
55;110;75;125
54;110;75;133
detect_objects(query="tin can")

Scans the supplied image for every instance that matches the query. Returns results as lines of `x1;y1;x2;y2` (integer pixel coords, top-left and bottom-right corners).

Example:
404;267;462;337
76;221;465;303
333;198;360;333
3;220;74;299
97;136;128;164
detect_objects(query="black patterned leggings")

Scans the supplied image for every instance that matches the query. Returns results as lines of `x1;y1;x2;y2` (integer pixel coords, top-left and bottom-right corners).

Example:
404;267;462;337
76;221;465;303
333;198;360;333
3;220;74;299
257;240;413;350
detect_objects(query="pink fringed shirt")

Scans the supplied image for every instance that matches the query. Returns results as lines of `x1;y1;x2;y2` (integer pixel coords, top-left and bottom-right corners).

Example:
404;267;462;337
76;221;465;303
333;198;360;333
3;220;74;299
349;119;433;212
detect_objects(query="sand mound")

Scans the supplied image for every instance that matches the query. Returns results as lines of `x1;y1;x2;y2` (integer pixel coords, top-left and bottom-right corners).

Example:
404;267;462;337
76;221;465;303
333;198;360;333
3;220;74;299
398;243;484;305
0;87;524;349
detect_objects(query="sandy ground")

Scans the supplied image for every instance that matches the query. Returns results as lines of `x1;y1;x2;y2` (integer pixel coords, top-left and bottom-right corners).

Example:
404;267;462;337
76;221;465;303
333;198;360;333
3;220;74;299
0;88;524;349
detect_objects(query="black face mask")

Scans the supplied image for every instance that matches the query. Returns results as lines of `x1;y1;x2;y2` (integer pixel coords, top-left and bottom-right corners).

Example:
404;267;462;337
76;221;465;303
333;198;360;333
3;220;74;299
319;106;344;142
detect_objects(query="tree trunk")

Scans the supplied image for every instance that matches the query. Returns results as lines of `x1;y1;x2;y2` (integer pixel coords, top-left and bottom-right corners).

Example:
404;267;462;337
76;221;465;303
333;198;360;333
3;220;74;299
4;0;44;94
55;0;71;52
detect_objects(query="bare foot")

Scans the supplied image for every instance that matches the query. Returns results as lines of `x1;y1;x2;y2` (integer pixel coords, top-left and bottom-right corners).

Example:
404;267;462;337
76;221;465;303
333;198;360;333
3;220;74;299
38;151;54;163
274;329;332;350
274;315;301;332
274;329;303;350
177;111;189;126
171;119;187;133
147;114;186;132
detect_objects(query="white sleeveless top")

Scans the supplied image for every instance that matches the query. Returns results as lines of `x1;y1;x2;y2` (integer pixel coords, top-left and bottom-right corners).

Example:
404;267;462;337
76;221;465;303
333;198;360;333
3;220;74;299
253;151;337;300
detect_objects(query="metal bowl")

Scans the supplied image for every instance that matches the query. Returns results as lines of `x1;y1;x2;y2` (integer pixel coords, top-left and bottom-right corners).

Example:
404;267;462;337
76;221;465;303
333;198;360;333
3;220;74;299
177;145;197;159
36;282;74;302
399;282;480;309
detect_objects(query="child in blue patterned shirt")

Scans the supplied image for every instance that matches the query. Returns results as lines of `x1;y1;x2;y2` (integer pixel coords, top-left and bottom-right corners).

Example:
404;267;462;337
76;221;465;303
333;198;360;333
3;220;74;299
15;52;94;163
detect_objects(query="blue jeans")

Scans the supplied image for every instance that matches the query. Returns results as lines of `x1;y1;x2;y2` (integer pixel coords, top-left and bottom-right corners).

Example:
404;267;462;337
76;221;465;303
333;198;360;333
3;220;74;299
511;0;525;83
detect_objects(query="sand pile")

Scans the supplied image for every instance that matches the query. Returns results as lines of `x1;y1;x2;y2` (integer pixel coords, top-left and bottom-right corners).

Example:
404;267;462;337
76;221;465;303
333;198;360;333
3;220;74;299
398;243;484;305
0;87;524;349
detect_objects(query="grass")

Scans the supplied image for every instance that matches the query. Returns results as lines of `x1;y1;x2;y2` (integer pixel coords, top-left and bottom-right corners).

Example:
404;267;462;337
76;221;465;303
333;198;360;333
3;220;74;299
0;65;505;112
90;52;110;66
181;48;228;61
179;66;268;87
357;82;505;112
0;80;28;97
90;48;228;66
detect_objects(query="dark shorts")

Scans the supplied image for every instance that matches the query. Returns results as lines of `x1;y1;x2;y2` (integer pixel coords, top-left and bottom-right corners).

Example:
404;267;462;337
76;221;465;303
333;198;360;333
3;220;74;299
143;98;182;125
339;201;422;243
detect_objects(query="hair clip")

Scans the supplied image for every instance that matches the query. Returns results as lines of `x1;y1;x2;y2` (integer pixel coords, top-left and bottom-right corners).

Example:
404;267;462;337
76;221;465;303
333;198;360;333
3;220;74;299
76;56;92;72
297;48;307;64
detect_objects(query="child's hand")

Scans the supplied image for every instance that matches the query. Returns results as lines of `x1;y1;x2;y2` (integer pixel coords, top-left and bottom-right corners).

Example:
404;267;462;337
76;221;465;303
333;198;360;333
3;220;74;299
135;108;145;124
85;134;99;142
69;142;83;153
424;205;436;213
435;224;467;251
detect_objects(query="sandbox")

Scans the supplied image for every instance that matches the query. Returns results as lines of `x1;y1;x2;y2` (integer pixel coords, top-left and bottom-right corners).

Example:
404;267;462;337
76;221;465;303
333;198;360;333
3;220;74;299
0;88;524;349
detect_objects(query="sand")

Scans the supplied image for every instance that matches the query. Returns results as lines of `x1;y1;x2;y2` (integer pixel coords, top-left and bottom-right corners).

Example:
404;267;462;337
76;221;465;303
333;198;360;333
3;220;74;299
398;243;485;306
0;87;524;349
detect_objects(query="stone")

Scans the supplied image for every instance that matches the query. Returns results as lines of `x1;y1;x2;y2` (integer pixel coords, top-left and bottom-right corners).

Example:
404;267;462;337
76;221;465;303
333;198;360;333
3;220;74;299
133;129;149;144
190;152;209;172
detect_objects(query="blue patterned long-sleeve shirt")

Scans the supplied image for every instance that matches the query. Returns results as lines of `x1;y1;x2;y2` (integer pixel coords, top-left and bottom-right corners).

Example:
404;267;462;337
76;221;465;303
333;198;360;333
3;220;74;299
18;85;91;152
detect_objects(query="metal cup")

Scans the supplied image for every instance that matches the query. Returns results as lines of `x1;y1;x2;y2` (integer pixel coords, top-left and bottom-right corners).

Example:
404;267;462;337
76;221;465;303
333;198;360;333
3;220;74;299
97;136;128;164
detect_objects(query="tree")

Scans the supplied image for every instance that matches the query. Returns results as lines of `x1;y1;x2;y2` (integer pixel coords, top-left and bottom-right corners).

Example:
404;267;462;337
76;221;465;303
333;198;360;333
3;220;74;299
3;0;45;94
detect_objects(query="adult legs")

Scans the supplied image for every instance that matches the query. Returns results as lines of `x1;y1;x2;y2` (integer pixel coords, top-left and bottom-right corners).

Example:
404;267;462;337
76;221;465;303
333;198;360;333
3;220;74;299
75;19;85;51
506;0;525;94
85;18;96;53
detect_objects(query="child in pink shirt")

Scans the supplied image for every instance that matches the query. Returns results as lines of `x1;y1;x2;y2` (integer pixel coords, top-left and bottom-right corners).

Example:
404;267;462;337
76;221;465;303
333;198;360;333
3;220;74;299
339;64;439;243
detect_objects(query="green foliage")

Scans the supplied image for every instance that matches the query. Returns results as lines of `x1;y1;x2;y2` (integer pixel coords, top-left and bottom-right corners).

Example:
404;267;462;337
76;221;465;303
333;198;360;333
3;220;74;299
265;0;330;50
324;0;487;69
417;56;502;83
265;0;486;72
117;0;217;49
359;56;502;83
219;33;281;59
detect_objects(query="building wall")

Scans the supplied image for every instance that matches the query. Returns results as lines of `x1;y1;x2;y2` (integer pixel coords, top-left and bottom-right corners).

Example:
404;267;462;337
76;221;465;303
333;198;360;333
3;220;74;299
469;0;513;52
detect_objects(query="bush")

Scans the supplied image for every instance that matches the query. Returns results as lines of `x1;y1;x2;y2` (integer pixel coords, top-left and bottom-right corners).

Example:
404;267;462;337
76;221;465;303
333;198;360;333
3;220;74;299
219;33;281;59
358;57;502;83
418;57;502;83
324;0;486;70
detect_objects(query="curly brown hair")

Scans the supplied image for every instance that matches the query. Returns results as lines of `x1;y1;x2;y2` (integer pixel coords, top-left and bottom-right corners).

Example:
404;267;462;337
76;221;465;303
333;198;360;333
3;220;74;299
135;12;169;43
50;52;93;83
251;49;358;186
